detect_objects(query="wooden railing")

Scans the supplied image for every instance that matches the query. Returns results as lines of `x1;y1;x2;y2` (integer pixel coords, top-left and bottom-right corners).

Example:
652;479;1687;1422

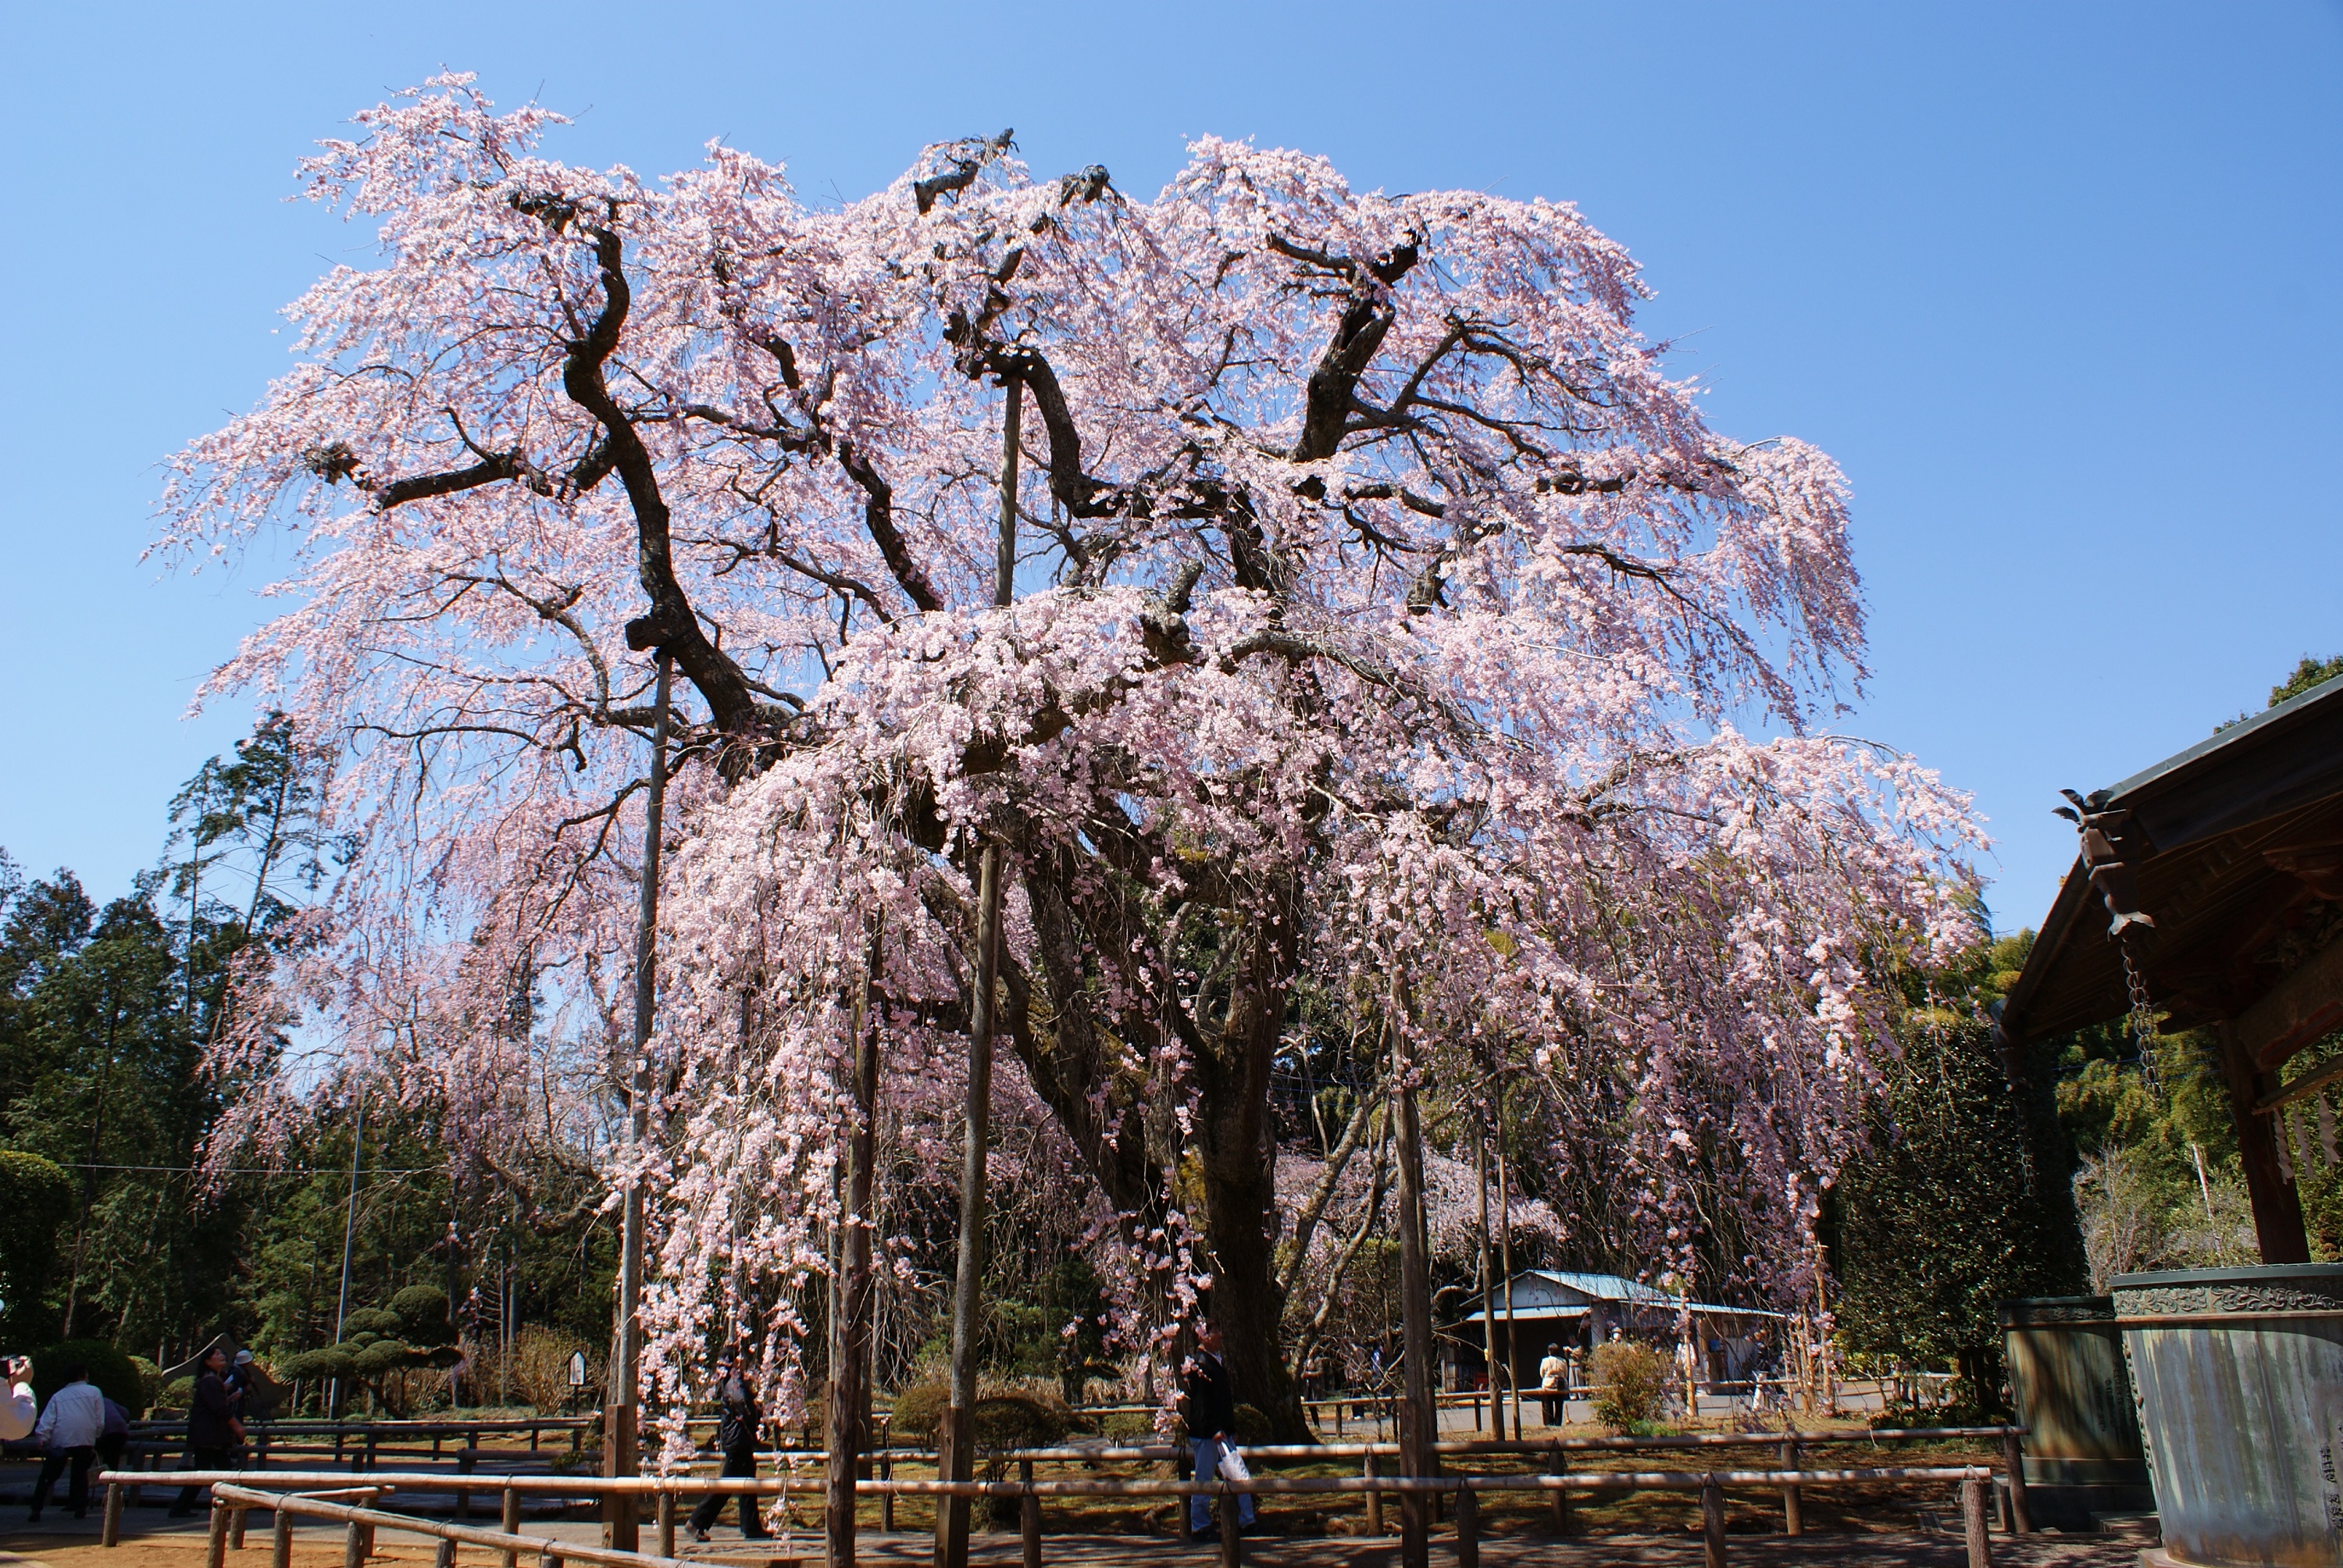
105;1456;2010;1568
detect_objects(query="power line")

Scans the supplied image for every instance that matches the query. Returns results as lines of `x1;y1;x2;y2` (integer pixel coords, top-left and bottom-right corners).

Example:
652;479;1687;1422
57;1162;440;1175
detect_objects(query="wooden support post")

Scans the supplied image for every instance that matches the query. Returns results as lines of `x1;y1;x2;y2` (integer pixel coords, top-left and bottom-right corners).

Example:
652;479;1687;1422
272;1502;293;1568
433;1540;457;1568
363;1433;379;1473
1699;1479;1726;1568
933;1405;969;1567
103;1481;125;1547
1961;1477;1994;1568
501;1487;522;1568
341;1520;366;1568
233;1504;251;1550
457;1449;476;1518
1454;1483;1478;1568
2217;1021;2312;1264
1547;1447;1570;1535
1364;1452;1384;1536
1019;1460;1042;1568
2000;1429;2030;1534
1779;1438;1802;1535
1216;1489;1241;1568
209;1501;233;1568
656;1489;676;1559
881;1449;896;1532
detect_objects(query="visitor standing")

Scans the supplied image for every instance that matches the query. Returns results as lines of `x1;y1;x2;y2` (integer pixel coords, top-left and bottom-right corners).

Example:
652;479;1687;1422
27;1363;105;1521
169;1348;242;1517
687;1365;770;1542
1181;1321;1254;1541
1537;1342;1568;1426
0;1356;35;1442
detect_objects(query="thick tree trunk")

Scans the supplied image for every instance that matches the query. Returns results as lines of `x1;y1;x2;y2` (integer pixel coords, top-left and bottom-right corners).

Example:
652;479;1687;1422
1191;886;1312;1442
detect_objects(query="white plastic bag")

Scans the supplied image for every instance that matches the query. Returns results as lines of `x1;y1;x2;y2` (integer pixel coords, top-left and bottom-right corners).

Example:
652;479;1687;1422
1217;1444;1251;1484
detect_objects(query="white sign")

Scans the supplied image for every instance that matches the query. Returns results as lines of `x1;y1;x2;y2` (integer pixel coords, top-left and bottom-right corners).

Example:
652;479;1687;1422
568;1351;588;1388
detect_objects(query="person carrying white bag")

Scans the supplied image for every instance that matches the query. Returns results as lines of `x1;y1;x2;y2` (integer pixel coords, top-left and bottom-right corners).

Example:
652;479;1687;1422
1180;1321;1256;1541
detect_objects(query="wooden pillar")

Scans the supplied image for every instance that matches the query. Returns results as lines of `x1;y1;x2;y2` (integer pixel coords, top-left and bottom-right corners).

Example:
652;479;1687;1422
1961;1477;1994;1568
1453;1483;1478;1568
103;1481;125;1547
208;1502;233;1568
501;1488;522;1568
2217;1021;2311;1263
1018;1459;1040;1568
1699;1479;1727;1568
1779;1438;1801;1535
272;1502;293;1568
1999;1429;2031;1534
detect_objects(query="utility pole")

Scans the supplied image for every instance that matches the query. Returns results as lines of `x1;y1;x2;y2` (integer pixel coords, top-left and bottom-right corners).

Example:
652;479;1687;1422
608;650;672;1552
937;374;1019;1568
330;1094;364;1419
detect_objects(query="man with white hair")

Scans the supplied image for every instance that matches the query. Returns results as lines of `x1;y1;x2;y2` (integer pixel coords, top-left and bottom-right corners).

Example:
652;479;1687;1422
29;1363;105;1521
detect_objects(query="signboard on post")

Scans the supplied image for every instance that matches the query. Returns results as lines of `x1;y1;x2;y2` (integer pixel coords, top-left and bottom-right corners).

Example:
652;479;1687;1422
569;1350;588;1411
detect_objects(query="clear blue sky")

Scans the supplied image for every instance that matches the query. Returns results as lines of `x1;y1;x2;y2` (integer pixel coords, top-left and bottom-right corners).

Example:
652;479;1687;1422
2;1;2338;933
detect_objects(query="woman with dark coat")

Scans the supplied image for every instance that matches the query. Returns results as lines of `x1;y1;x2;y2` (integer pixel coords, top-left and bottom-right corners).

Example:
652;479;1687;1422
688;1367;771;1541
169;1349;244;1517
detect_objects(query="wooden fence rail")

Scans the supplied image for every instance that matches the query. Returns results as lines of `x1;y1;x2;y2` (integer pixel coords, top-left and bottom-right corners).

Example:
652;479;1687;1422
106;1463;2002;1568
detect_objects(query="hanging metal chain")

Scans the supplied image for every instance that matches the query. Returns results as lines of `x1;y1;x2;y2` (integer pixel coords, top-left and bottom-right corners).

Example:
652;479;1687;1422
2117;927;2161;1096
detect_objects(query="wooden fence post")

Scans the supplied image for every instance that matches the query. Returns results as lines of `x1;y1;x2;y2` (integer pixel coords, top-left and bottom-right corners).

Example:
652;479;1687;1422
208;1500;233;1568
341;1520;366;1568
1215;1488;1240;1568
655;1488;676;1559
1780;1437;1802;1535
1700;1478;1727;1568
1961;1477;1994;1568
232;1504;251;1550
2000;1430;2031;1534
879;1447;895;1532
501;1487;522;1568
1018;1459;1042;1568
103;1481;125;1547
1454;1482;1478;1568
271;1502;292;1568
1364;1452;1384;1536
1547;1445;1569;1535
433;1539;457;1568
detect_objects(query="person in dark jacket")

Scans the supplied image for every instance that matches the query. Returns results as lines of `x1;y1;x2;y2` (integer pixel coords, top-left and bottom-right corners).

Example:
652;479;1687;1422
169;1348;243;1517
1181;1321;1254;1539
687;1365;770;1541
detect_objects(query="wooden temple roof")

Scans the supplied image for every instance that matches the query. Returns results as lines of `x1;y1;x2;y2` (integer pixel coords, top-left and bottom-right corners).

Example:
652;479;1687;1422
1999;674;2343;1070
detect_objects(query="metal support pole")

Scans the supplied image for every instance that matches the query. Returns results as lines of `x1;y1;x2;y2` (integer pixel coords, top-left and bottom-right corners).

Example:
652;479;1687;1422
940;376;1020;1568
1999;1430;2031;1533
1700;1479;1727;1568
1961;1477;1994;1568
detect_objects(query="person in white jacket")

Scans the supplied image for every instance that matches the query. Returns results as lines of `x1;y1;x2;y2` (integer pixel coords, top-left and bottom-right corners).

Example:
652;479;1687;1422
29;1363;106;1522
0;1356;35;1442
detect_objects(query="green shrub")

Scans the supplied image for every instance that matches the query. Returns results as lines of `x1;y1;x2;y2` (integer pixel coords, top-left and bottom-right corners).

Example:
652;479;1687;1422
1589;1341;1671;1433
1100;1410;1157;1441
1232;1403;1271;1446
884;1377;1073;1449
127;1356;161;1411
30;1341;146;1413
